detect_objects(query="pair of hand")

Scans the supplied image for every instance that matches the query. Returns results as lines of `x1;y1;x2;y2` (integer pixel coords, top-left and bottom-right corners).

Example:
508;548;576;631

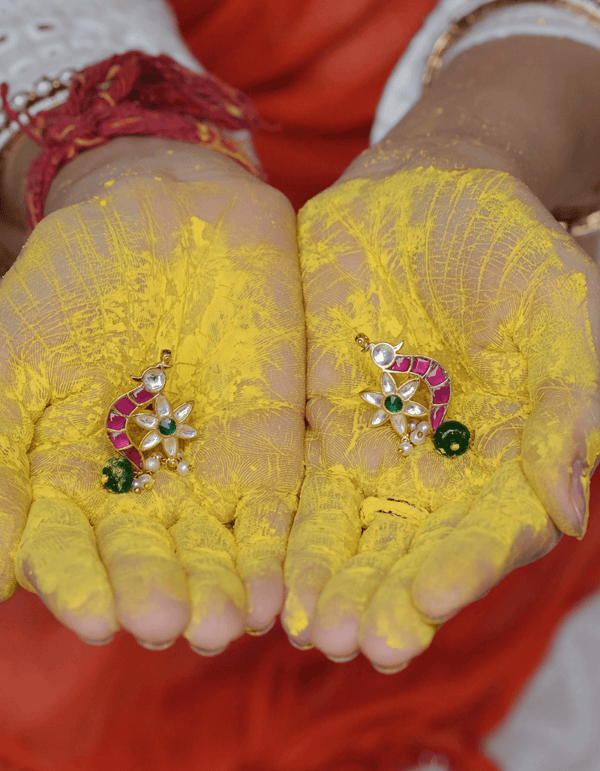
0;129;598;673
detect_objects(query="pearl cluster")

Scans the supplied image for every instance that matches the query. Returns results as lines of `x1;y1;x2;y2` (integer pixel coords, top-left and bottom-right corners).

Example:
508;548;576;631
399;420;430;456
129;453;191;493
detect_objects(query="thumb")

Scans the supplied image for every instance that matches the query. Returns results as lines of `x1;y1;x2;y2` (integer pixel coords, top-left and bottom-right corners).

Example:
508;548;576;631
521;247;600;539
522;388;600;538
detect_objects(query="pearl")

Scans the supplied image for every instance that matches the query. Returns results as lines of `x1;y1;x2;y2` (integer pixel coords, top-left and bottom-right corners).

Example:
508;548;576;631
131;479;142;494
417;421;430;434
138;473;154;490
11;92;28;110
177;460;190;476
399;441;413;456
34;78;53;96
59;69;75;86
410;429;426;446
408;421;417;431
144;456;160;472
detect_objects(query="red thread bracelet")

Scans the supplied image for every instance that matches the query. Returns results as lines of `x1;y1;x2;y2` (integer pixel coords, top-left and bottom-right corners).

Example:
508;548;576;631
0;51;267;232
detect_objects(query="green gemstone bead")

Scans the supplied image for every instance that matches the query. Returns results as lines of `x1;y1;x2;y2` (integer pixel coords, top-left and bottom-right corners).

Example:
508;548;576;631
158;418;177;436
384;395;403;413
102;456;134;494
433;421;471;457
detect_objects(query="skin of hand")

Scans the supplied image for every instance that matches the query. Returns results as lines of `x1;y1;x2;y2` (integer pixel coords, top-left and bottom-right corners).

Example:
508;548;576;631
281;36;600;672
0;136;305;653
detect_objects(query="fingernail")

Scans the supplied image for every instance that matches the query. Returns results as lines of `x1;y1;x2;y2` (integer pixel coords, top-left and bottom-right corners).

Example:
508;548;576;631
571;458;589;536
420;611;457;625
78;634;116;646
189;643;228;657
288;638;314;651
325;651;359;663
372;661;410;675
136;637;177;651
245;619;275;637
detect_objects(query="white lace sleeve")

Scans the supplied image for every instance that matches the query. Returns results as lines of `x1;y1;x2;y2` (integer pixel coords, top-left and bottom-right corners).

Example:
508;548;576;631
371;1;600;144
0;0;261;163
0;0;208;152
0;0;203;97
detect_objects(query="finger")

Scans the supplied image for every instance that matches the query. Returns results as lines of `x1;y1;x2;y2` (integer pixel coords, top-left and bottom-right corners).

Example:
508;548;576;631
170;499;245;654
0;357;43;599
520;245;600;537
0;403;32;600
359;499;472;669
31;440;190;649
411;459;559;623
94;488;190;649
15;496;119;642
234;490;295;634
311;499;423;660
282;469;362;647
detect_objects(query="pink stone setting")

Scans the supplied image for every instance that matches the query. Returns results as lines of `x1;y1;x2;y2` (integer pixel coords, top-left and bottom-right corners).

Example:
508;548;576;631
114;397;136;415
124;446;143;469
391;356;411;372
106;412;126;431
133;388;155;404
426;366;446;387
110;432;132;450
432;385;450;405
411;358;430;376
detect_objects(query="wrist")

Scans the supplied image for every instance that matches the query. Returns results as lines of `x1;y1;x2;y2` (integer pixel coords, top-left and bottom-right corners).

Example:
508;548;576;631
359;36;600;218
1;135;261;226
44;136;261;215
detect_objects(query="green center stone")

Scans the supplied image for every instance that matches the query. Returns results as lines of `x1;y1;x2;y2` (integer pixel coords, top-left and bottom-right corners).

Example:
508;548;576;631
158;417;177;436
102;456;134;494
433;420;471;457
384;395;403;413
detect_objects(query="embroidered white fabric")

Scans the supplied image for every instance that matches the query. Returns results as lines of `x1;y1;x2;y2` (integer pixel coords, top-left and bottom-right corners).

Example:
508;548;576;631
0;0;255;166
0;0;203;98
370;1;600;144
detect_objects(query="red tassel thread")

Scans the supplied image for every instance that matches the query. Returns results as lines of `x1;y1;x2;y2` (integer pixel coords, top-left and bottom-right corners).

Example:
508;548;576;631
0;51;268;231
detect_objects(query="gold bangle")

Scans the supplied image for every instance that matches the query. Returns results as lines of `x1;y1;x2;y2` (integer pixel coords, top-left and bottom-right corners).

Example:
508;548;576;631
423;0;600;89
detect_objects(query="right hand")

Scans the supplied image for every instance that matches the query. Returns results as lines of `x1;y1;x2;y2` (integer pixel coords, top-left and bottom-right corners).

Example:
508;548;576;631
0;136;305;653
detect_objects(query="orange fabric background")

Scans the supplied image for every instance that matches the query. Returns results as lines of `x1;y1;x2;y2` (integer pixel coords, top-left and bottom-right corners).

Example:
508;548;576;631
175;0;439;208
1;2;600;770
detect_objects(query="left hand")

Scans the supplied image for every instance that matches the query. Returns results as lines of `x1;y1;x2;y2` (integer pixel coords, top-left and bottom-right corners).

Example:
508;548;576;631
282;140;600;672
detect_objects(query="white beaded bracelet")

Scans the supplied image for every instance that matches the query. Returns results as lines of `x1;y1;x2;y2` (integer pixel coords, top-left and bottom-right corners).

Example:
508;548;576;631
0;68;74;155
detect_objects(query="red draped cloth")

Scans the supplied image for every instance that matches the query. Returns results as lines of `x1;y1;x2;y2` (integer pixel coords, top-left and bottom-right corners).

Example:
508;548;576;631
2;2;600;769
